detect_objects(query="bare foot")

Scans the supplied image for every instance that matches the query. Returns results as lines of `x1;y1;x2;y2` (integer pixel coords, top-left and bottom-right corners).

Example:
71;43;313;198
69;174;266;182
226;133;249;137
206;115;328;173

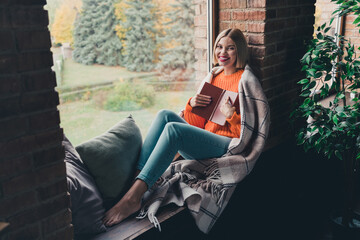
103;179;147;227
102;195;141;227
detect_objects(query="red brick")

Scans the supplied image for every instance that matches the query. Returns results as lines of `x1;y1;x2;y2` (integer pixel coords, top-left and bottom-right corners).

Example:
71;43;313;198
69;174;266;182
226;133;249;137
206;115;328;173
22;70;57;92
219;11;231;21
16;30;51;51
0;75;22;95
37;179;67;201
232;10;246;21
230;22;246;32
247;0;266;8
219;22;231;32
248;33;265;45
33;144;64;168
248;22;265;33
0;116;27;140
231;0;246;8
17;51;53;73
219;0;232;9
42;209;72;235
0;30;14;52
247;10;266;21
0;155;32;178
0;191;38;217
21;90;59;113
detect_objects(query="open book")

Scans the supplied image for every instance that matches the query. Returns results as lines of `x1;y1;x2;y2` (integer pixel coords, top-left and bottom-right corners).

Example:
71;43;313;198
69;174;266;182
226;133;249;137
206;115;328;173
191;82;239;126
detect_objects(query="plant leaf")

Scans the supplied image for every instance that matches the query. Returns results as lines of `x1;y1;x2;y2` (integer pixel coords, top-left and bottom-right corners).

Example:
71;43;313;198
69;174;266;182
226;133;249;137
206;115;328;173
335;150;343;160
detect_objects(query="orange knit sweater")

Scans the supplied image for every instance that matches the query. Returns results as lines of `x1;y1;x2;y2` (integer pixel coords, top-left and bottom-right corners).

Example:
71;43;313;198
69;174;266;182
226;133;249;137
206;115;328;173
184;70;243;138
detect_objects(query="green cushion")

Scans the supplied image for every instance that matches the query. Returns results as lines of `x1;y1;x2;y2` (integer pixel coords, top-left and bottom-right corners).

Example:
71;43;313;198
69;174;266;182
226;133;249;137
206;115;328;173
75;116;142;206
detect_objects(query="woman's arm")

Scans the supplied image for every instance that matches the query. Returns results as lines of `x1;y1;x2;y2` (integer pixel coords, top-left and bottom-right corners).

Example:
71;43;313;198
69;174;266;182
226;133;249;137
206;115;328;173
226;112;241;135
183;98;207;128
221;96;241;135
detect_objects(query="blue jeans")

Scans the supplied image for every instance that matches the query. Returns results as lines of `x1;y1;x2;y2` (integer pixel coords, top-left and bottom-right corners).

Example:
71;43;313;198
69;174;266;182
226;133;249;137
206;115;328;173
136;109;232;189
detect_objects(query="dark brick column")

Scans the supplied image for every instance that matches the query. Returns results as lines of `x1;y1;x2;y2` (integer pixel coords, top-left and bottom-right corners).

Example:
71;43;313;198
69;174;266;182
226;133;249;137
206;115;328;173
0;0;72;239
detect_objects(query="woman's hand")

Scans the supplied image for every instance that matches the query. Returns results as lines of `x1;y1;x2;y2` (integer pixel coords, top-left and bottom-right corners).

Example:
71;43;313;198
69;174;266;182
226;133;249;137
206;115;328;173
220;96;235;119
190;94;212;108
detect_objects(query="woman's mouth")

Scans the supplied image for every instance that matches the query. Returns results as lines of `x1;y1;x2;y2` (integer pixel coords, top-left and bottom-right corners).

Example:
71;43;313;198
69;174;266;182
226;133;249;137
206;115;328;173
219;56;229;62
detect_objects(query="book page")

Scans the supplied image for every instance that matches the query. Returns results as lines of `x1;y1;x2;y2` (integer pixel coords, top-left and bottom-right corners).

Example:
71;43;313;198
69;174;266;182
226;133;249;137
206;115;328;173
211;90;238;125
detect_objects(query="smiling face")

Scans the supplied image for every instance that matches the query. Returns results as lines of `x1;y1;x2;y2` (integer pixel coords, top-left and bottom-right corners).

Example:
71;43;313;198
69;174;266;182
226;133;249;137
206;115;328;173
215;36;237;75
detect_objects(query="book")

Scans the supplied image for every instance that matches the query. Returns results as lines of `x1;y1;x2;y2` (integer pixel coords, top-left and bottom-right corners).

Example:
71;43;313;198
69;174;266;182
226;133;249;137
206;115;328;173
191;82;239;126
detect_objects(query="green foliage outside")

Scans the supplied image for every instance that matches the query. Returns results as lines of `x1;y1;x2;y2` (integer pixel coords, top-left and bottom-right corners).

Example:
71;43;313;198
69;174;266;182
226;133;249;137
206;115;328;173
72;0;123;66
122;0;157;72
104;81;155;111
157;0;195;82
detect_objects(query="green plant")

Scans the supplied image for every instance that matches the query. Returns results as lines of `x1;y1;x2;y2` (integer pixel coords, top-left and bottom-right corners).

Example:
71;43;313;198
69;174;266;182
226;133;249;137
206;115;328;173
104;81;155;111
290;0;360;228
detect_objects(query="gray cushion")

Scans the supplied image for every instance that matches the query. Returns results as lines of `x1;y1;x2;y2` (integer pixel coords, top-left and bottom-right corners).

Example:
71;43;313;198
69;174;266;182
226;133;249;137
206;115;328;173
75;116;142;206
63;136;107;235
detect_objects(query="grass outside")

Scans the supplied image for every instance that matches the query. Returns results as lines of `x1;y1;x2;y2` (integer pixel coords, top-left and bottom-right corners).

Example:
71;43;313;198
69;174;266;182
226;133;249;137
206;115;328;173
59;91;195;146
51;47;152;89
53;48;196;146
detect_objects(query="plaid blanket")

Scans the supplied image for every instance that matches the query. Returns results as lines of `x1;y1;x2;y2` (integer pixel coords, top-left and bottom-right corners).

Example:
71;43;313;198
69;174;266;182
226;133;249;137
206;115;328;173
137;65;270;233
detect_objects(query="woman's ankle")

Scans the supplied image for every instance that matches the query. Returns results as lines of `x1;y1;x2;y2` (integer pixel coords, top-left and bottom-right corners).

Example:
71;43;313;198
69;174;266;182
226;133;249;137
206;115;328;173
126;179;148;203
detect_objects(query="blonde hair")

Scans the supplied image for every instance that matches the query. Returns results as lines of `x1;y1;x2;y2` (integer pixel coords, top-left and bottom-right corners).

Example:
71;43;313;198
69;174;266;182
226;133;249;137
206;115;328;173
213;28;248;69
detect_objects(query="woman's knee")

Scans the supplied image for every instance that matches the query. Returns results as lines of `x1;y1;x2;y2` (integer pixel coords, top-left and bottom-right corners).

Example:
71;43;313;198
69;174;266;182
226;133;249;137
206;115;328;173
157;109;178;122
164;122;183;139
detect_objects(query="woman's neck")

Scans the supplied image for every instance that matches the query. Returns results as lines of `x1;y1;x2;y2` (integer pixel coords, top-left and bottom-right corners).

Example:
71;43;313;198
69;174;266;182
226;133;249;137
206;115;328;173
223;66;237;76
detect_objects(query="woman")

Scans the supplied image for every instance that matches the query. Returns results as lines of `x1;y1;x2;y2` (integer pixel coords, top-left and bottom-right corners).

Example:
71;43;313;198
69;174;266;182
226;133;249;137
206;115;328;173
103;28;250;227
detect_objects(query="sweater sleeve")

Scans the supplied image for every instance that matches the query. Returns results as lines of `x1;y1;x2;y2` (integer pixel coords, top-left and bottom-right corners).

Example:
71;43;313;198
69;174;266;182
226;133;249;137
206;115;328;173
226;111;241;136
183;98;207;128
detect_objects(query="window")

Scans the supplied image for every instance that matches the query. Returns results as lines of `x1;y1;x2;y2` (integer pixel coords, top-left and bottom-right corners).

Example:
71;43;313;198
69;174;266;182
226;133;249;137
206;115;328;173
45;0;198;146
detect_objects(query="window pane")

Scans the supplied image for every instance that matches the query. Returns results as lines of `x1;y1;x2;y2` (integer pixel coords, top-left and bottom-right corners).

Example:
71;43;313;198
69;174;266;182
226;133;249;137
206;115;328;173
45;0;196;146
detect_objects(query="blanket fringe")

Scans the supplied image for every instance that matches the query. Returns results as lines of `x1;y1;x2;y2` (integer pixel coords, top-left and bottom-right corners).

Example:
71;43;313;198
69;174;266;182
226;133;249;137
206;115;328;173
205;161;232;207
149;212;161;232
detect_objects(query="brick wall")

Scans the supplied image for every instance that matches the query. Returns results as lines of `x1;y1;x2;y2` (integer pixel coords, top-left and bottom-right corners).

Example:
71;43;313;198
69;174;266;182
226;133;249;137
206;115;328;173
314;0;360;56
344;14;360;56
194;0;208;81
0;1;72;239
214;0;316;149
314;0;337;35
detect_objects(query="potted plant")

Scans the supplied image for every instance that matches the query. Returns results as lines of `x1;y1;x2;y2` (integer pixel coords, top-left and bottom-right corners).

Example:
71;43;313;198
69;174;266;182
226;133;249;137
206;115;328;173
290;0;360;237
